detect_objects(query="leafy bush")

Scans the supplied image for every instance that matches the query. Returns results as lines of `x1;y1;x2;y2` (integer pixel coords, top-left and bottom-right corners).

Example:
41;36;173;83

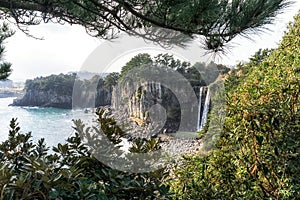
0;111;171;199
171;13;300;200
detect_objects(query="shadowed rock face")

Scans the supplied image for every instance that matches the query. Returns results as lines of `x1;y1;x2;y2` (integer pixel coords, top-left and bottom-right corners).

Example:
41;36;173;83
95;79;112;107
13;87;112;109
72;78;112;109
12;89;73;108
111;81;199;134
12;74;112;109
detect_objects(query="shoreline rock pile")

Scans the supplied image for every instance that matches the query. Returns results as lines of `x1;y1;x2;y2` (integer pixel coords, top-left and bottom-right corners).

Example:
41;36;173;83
101;106;203;157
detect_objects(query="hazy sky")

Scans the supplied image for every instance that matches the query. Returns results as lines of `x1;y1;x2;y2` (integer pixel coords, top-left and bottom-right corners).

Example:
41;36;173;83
3;2;300;82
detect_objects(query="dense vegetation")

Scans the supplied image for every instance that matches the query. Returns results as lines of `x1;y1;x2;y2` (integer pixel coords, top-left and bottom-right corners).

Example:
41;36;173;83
18;73;114;108
0;113;170;199
25;73;77;96
118;52;228;88
1;9;299;200
171;13;300;199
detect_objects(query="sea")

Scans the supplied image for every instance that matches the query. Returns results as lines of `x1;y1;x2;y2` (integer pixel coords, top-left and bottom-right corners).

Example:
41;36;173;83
0;97;95;148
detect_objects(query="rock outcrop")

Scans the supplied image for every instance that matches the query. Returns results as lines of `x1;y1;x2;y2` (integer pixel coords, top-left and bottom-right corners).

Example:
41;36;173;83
110;78;201;136
12;73;112;109
12;89;73;108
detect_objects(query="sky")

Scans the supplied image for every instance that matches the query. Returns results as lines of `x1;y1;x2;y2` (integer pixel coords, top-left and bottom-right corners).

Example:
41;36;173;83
3;2;300;82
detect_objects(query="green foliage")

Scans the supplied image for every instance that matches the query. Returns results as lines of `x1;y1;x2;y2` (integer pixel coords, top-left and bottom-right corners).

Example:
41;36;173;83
119;53;213;89
0;62;12;80
25;73;76;95
0;112;171;199
0;23;14;80
171;13;300;199
120;53;153;78
154;53;190;70
104;72;120;90
0;0;291;51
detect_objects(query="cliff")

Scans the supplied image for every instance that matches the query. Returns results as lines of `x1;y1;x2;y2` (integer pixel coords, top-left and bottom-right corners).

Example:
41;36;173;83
12;89;73;108
108;54;225;136
12;73;111;109
111;71;206;134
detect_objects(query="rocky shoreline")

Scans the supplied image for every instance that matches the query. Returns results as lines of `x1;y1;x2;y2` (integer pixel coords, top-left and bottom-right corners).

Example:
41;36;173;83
101;106;203;157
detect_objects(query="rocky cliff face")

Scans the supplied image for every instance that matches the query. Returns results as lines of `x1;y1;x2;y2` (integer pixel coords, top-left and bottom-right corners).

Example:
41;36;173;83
72;78;112;109
111;80;199;134
12;74;112;109
13;87;112;109
12;89;73;108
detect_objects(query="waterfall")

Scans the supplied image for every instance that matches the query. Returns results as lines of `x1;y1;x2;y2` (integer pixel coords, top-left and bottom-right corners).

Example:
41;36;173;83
196;87;210;131
196;87;203;130
199;88;210;130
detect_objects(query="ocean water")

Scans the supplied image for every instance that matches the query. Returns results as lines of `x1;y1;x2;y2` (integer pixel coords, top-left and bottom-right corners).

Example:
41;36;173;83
0;97;95;148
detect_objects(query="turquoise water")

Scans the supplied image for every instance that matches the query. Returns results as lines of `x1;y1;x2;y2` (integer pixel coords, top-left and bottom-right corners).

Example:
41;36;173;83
0;97;94;148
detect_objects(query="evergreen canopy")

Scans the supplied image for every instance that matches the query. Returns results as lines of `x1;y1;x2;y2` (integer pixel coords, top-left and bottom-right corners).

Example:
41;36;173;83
0;0;291;51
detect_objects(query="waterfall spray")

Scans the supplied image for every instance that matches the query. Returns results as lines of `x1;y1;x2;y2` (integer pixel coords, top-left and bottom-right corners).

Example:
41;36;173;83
196;87;203;131
199;88;210;130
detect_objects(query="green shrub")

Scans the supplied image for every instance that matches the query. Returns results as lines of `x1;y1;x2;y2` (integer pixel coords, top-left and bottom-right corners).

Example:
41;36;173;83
171;13;300;200
0;111;171;199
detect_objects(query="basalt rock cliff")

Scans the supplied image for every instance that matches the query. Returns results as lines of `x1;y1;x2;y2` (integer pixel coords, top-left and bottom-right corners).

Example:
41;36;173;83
12;73;111;109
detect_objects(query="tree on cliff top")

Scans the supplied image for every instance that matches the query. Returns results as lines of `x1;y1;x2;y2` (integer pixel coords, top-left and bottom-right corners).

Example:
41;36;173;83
104;72;120;90
120;53;153;78
0;0;291;52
